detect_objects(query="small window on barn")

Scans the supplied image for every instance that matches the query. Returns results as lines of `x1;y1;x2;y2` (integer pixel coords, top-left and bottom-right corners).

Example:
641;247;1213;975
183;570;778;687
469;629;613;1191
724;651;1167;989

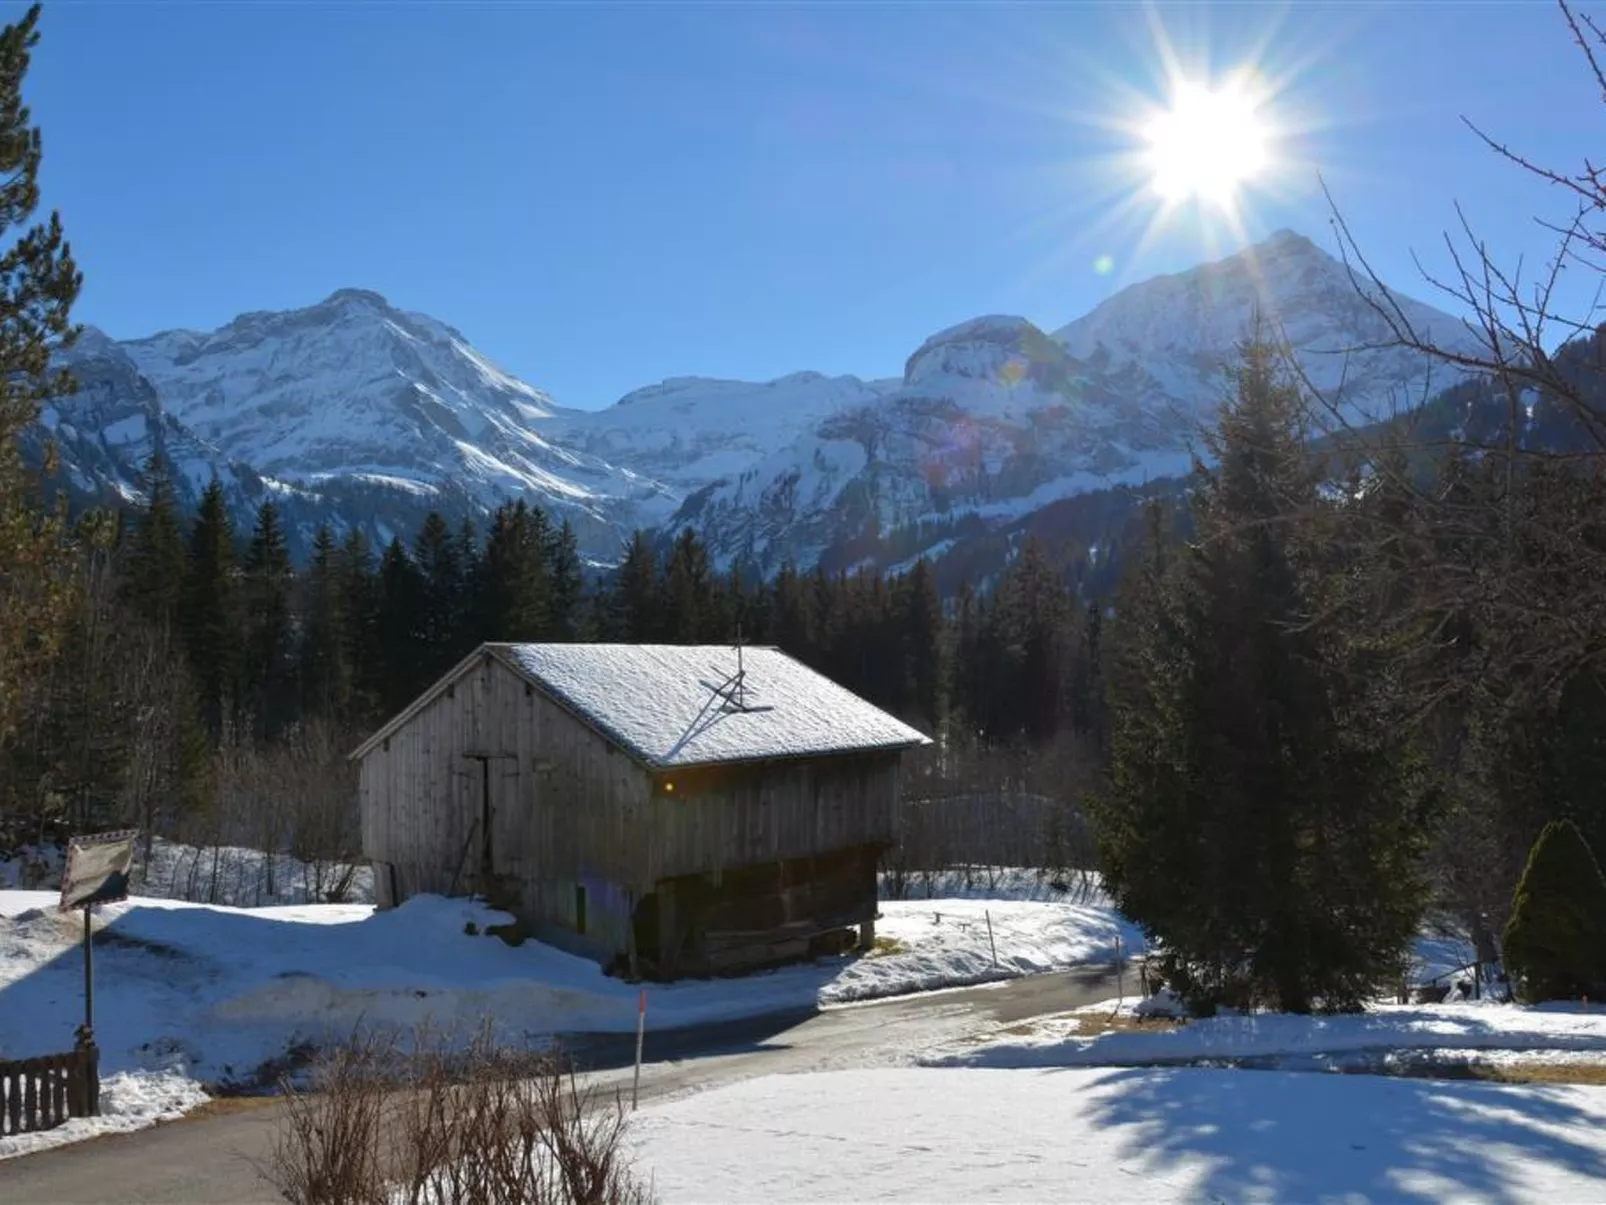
575;884;587;936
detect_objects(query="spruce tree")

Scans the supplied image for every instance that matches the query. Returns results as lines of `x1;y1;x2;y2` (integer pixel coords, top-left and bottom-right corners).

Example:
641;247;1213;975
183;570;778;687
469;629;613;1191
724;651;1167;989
123;455;188;630
896;559;944;726
0;3;80;749
768;561;813;660
1094;339;1432;1014
663;527;719;642
477;501;548;641
545;517;584;641
297;524;352;721
375;536;424;712
609;531;660;641
413;511;464;677
241;499;295;739
1503;819;1606;1003
182;476;238;739
336;528;380;718
455;516;480;641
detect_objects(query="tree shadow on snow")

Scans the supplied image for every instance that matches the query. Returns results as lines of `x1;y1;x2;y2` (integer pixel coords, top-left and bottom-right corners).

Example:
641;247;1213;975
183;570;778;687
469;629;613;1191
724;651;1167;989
1074;1064;1606;1203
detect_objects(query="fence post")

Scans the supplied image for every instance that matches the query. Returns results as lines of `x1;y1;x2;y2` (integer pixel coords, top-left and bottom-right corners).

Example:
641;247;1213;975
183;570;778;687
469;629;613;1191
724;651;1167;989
985;910;998;968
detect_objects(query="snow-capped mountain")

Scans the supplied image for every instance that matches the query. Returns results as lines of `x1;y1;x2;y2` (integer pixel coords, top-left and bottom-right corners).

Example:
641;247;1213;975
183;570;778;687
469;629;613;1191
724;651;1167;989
29;228;1482;572
540;372;900;490
672;232;1484;572
116;289;675;543
1055;229;1480;425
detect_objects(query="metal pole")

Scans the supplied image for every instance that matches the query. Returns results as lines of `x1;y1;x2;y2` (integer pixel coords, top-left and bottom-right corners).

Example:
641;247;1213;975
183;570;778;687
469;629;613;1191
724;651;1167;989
631;988;646;1111
82;904;94;1040
985;910;998;968
1115;934;1124;1012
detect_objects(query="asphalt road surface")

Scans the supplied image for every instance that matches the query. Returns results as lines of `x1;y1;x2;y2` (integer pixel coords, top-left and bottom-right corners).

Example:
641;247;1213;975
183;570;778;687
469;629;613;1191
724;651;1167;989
0;966;1120;1205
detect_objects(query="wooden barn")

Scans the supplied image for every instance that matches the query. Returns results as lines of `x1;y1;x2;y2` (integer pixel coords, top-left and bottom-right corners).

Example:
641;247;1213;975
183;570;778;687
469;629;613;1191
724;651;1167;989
352;643;930;978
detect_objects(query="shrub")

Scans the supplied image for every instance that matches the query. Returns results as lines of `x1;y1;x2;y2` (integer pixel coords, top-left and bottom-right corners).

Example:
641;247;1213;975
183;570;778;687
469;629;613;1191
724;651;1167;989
1503;819;1606;1003
264;1023;653;1205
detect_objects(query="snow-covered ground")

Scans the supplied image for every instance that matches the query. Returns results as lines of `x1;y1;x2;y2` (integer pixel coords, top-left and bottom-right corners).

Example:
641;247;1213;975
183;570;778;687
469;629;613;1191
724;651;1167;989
0;886;1131;1158
629;1066;1606;1202
928;997;1606;1073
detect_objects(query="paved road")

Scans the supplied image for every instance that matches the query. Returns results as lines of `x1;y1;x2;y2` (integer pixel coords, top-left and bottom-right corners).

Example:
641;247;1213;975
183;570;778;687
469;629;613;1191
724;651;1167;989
0;967;1119;1205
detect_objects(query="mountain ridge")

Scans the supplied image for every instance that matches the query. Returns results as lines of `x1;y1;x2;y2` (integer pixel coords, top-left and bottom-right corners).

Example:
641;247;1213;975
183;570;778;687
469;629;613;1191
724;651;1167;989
35;230;1483;569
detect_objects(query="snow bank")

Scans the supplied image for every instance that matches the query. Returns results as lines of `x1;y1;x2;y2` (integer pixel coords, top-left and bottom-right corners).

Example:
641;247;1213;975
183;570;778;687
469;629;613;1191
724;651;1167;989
826;897;1141;1002
629;1067;1606;1203
0;889;1128;1084
930;999;1606;1071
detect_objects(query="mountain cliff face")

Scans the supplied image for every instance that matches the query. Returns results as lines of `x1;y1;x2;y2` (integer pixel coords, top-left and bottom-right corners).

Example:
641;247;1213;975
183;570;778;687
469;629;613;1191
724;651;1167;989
674;233;1483;572
31;230;1482;570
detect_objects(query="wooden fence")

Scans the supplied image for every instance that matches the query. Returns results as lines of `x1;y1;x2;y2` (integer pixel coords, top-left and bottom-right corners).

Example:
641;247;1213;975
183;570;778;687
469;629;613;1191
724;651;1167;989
0;1044;99;1137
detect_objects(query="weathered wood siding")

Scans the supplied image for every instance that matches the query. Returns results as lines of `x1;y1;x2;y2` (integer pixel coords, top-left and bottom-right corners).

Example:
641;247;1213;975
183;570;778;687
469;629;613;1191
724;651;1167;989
359;647;904;967
645;753;900;883
358;651;653;958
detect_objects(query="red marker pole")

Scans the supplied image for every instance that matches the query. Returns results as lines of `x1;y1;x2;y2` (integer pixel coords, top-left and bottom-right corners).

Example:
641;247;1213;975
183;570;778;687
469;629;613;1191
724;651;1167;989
632;988;646;1111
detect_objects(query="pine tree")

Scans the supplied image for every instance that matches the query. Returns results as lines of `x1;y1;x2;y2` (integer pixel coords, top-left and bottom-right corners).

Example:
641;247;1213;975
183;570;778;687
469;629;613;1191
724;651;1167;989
0;3;81;750
769;561;814;660
413;511;464;678
609;531;660;641
241;499;295;739
663;527;720;642
375;536;424;713
336;528;380;718
1093;339;1432;1014
1503;819;1606;1003
991;539;1076;742
182;476;238;739
896;559;944;727
545;518;584;641
123;455;188;630
477;501;548;641
455;517;480;642
297;524;352;720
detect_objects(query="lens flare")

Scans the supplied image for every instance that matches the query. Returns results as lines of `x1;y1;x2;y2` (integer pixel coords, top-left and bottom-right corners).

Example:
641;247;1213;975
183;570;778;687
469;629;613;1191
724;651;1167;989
1143;77;1269;208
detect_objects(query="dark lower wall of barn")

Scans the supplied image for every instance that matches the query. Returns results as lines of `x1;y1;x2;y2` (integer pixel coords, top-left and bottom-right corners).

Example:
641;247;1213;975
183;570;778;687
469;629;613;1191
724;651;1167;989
634;843;881;978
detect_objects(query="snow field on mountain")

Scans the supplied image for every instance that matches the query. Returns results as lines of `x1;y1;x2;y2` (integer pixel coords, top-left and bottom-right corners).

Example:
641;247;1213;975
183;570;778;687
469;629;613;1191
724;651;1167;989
0;887;1130;1158
627;1065;1606;1203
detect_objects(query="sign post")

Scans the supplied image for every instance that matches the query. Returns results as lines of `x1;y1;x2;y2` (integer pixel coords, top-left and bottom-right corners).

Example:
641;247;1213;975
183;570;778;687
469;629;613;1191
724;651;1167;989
632;988;647;1111
58;831;136;1068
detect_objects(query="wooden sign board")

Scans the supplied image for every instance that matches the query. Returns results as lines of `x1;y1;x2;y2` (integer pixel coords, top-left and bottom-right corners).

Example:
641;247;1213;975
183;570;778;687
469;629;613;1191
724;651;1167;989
58;831;138;912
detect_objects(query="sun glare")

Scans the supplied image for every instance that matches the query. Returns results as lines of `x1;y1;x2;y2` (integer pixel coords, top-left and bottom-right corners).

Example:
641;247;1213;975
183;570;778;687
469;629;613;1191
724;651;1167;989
1143;78;1269;208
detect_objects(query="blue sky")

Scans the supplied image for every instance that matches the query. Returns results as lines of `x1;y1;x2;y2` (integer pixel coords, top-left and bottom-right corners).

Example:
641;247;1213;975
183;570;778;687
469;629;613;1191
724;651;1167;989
24;2;1601;409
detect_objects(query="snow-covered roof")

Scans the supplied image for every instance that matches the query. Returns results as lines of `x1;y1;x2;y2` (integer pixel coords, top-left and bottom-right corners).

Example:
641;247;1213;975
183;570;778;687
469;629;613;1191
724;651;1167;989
497;643;930;770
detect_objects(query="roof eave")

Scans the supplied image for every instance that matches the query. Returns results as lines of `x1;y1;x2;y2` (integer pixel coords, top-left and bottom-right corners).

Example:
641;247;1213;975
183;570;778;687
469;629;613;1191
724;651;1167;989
649;736;930;774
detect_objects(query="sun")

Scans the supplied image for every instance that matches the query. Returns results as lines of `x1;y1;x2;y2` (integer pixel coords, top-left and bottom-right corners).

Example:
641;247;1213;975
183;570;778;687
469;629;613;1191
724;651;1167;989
1142;78;1270;208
